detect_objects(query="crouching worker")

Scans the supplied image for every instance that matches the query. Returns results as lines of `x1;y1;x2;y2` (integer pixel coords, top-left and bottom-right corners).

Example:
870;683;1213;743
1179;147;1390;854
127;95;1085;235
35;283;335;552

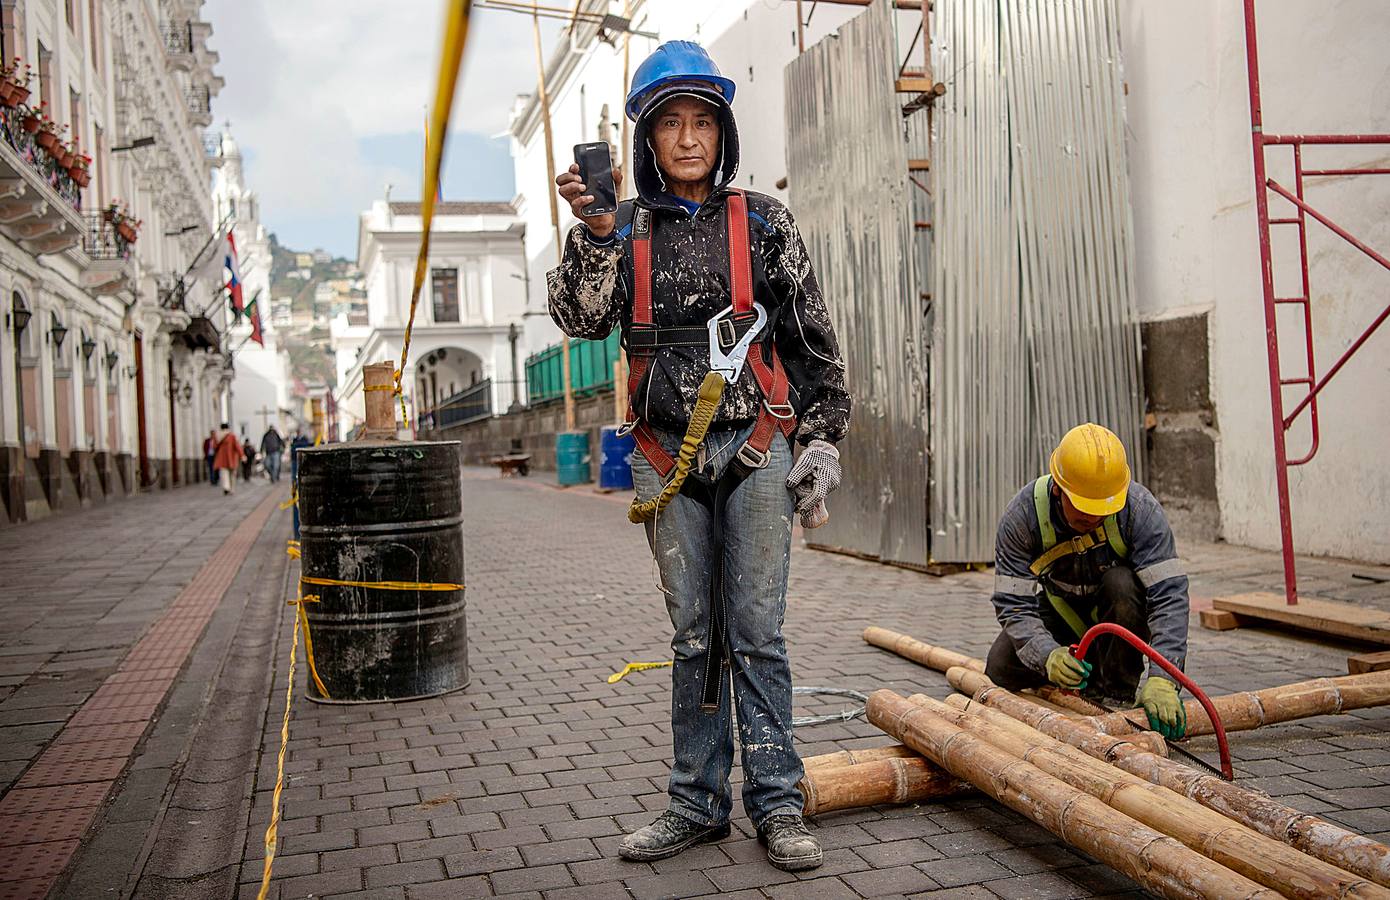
987;423;1190;739
547;42;851;870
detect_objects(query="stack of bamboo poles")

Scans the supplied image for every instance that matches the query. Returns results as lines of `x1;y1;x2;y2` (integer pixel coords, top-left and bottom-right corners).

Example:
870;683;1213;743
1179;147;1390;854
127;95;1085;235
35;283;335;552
790;627;1390;898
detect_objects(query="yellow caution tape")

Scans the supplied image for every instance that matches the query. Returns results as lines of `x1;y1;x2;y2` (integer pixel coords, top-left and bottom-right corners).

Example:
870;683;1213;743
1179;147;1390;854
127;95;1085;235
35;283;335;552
607;660;673;684
363;383;395;392
396;2;473;427
285;540;301;560
279;493;298;511
257;590;305;900
300;576;465;592
257;7;472;896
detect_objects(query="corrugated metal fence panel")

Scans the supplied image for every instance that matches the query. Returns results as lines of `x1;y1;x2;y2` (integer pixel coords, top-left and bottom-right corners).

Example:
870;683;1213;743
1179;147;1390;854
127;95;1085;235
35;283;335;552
1002;0;1146;475
929;0;1144;562
785;0;929;567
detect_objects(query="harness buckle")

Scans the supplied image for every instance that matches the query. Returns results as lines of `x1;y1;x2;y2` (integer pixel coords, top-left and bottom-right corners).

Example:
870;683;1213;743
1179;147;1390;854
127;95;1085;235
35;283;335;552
763;401;796;420
717;317;738;351
735;441;770;470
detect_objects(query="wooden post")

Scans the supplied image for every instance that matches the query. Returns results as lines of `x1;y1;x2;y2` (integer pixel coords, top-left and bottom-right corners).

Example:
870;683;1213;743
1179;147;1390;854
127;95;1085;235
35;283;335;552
311;398;325;443
795;0;805;53
530;1;575;431
913;694;1386;899
361;362;396;440
866;691;1278;900
798;754;972;817
945;669;1390;888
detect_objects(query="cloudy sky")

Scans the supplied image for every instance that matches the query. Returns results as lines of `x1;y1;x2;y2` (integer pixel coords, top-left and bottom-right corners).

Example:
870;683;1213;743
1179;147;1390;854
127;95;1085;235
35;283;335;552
204;1;562;258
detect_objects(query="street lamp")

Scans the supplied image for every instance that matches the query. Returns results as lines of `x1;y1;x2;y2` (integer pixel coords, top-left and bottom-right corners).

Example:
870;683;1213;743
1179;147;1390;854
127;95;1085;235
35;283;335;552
181;382;193;406
8;297;30;335
81;333;97;361
49;315;68;353
105;349;119;375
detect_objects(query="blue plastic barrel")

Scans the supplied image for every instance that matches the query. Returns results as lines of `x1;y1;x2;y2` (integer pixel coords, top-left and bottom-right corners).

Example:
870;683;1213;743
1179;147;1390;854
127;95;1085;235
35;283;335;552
599;425;636;490
556;431;591;486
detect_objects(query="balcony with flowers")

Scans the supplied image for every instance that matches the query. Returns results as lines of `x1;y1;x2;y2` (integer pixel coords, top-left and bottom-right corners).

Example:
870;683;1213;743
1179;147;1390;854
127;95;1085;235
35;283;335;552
0;57;88;255
80;202;139;296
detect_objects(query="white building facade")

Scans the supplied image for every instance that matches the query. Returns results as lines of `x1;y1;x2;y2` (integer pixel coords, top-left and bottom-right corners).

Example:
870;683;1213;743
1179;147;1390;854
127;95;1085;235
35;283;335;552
0;0;229;524
508;0;1390;564
332;200;529;440
215;128;290;444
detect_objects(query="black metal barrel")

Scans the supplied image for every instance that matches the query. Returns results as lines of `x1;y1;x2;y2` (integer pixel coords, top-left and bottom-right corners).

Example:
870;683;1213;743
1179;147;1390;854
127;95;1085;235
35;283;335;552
297;440;467;703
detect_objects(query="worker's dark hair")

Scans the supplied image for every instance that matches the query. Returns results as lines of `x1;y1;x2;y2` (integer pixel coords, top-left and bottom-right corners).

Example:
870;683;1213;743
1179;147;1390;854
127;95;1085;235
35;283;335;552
220;422;230;429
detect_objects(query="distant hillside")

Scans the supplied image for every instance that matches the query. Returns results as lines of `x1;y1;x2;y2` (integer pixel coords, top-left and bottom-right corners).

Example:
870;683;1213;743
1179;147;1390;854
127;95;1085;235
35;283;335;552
267;233;356;391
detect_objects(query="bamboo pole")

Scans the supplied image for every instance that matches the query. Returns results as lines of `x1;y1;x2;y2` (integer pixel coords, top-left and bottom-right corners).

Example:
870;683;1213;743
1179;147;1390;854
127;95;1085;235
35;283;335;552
863;626;984;672
911;694;1386;899
361;362;396;439
862;627;1109;716
945;667;1390;888
866;690;1278;900
529;1;575;431
1085;670;1390;737
801;743;918;772
798;754;973;816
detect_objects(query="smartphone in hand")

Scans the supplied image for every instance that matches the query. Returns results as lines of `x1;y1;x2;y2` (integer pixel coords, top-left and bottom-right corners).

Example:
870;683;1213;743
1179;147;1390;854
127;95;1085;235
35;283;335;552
573;142;616;217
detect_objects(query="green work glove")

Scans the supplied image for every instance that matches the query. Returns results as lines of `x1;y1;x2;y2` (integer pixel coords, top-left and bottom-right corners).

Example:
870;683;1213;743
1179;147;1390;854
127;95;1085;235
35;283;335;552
1140;677;1187;739
1045;647;1092;690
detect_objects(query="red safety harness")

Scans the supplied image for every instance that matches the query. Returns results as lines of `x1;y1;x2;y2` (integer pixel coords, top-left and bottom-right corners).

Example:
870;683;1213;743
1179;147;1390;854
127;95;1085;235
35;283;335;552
625;189;796;477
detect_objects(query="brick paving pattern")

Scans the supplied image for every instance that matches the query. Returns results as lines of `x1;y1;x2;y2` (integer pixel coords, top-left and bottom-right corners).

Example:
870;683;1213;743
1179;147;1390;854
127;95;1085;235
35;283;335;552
0;484;281;899
1;470;1388;898
229;470;1389;899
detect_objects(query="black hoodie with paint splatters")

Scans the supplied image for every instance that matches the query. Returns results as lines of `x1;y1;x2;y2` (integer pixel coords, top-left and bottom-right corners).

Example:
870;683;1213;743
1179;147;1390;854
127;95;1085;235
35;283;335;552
545;98;851;446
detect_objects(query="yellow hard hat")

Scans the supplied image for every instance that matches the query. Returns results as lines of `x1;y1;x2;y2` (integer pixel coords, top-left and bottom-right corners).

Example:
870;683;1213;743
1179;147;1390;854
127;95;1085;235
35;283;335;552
1049;423;1131;516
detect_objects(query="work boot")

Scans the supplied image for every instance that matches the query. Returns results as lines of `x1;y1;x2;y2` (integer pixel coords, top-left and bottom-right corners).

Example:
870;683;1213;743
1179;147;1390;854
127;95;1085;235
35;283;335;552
617;811;730;862
757;814;823;871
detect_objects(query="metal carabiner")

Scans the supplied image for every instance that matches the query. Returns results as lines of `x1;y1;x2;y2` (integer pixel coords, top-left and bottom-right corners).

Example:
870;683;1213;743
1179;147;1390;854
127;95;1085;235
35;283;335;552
707;302;768;384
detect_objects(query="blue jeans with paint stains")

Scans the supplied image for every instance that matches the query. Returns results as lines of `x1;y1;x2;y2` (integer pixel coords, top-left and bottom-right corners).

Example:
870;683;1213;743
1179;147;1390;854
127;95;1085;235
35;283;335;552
631;424;805;829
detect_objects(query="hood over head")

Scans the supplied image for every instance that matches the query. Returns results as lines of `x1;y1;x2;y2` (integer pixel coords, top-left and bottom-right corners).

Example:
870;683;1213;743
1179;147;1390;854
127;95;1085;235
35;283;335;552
631;84;740;206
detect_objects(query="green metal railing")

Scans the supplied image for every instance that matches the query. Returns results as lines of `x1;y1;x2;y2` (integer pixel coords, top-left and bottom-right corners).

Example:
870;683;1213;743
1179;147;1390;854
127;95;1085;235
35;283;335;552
524;330;621;405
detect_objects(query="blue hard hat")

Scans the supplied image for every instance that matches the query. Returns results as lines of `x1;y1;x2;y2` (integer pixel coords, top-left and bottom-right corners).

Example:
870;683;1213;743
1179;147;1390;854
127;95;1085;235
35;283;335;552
625;41;736;122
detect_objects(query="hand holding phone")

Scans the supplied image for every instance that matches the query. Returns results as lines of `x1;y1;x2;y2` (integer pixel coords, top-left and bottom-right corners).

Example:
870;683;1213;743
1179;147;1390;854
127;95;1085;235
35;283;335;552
555;143;621;239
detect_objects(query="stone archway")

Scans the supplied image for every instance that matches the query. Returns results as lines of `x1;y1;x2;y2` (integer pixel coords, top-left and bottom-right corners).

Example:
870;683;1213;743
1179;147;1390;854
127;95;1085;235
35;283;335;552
413;345;487;430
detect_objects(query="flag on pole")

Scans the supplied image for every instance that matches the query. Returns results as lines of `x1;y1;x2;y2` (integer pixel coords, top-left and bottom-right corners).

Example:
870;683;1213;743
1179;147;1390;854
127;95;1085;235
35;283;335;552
246;290;264;347
223;231;245;315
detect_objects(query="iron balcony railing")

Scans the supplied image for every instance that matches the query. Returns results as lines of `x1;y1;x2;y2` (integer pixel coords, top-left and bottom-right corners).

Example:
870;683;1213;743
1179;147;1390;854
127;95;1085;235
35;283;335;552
157;275;188;312
524;330;620;405
83;212;131;260
186;85;211;117
202;132;222;160
426;379;493;430
161;20;193;55
0;106;82;211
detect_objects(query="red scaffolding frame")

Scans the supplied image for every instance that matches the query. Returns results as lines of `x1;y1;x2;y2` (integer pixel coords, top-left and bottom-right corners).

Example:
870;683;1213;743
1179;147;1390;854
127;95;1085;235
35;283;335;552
1243;0;1390;605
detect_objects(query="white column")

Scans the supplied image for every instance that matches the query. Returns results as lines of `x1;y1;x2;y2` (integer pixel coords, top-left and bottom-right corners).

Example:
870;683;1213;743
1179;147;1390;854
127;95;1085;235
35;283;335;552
0;266;15;448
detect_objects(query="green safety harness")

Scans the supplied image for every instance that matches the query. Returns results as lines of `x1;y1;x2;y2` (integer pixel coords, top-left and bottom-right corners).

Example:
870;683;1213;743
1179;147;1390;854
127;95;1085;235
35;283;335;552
1029;475;1130;639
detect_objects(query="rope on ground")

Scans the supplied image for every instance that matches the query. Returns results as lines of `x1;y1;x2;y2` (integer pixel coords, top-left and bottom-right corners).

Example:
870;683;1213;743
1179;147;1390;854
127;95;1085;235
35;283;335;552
792;686;868;728
255;581;304;900
395;1;474;427
605;661;866;727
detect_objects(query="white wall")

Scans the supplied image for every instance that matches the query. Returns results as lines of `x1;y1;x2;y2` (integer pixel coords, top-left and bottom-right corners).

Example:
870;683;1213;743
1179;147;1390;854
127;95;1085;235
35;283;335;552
1122;0;1390;562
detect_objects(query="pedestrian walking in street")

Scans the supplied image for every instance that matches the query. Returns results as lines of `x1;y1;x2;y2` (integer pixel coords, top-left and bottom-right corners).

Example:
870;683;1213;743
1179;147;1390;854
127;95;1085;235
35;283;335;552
240;431;258;481
202;429;217;485
260;425;285;483
549;41;850;872
212;424;241;495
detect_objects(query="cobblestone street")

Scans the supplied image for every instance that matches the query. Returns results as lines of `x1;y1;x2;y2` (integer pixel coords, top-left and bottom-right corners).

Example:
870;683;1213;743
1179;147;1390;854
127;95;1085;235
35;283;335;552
2;470;1389;899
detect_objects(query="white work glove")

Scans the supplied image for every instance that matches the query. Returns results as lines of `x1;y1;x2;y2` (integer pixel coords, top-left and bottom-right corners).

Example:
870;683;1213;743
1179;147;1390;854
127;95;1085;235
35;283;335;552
785;439;841;529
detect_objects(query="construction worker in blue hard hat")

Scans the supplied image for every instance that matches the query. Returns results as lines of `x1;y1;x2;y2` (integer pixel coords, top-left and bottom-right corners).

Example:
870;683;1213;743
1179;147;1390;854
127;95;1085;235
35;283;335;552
548;40;852;871
986;423;1191;739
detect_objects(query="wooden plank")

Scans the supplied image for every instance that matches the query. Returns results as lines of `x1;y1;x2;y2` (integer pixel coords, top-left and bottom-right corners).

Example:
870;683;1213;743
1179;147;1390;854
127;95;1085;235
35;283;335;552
907;158;931;171
1199;609;1243;631
895;77;935;94
1211;592;1390;645
1348;650;1390;675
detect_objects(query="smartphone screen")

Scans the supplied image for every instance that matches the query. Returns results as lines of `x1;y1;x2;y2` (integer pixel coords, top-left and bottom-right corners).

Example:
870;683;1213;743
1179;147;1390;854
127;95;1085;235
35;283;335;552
574;142;616;217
